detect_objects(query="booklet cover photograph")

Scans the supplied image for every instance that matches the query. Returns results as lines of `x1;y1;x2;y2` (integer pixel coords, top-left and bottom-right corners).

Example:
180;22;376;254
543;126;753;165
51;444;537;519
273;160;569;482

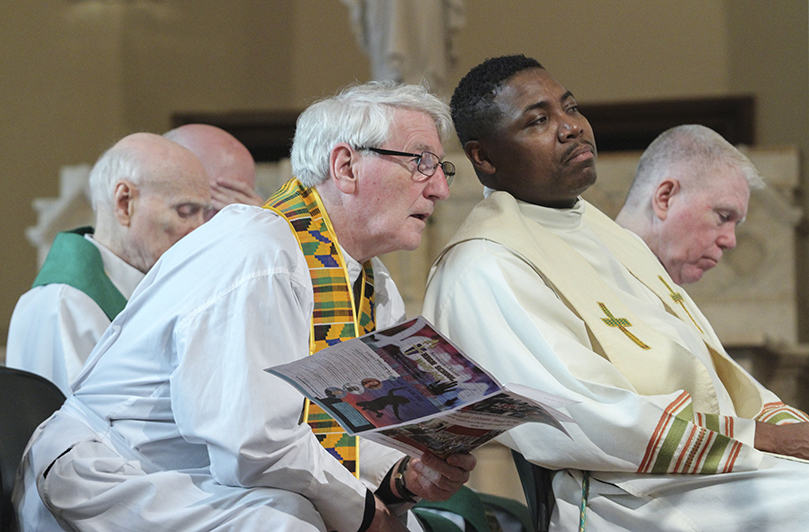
268;316;574;458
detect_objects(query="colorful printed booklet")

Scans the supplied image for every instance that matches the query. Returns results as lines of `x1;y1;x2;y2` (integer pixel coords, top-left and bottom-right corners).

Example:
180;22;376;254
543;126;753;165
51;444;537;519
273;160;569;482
267;315;576;458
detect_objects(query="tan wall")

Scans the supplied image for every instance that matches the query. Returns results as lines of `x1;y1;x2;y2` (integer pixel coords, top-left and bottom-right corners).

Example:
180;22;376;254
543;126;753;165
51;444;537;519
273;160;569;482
290;1;371;107
453;0;731;102
1;1;129;344
121;2;295;132
726;0;809;340
1;0;806;346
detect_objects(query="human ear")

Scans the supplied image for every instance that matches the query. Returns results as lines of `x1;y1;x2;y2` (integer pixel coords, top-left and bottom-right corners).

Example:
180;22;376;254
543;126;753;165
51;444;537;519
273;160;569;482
329;143;357;195
651;178;679;221
464;141;496;177
113;180;136;227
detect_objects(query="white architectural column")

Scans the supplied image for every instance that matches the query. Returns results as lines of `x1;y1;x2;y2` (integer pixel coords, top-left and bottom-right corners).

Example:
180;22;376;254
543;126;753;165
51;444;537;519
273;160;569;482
341;0;465;93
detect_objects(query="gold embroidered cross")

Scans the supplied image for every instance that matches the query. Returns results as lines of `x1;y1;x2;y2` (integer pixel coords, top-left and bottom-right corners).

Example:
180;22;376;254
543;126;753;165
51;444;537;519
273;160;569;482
658;276;703;333
598;302;651;350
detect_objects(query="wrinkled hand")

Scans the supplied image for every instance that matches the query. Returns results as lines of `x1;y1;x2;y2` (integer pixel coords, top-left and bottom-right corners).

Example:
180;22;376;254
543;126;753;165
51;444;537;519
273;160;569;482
755;421;809;460
404;452;476;502
210;177;265;212
367;495;409;532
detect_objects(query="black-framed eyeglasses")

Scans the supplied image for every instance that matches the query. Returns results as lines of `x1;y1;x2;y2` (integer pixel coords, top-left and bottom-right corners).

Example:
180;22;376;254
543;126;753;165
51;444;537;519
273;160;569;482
358;147;455;186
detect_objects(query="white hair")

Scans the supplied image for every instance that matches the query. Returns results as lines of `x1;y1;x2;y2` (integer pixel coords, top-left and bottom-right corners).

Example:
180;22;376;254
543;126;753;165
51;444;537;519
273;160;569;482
88;142;147;213
291;80;453;187
624;124;765;211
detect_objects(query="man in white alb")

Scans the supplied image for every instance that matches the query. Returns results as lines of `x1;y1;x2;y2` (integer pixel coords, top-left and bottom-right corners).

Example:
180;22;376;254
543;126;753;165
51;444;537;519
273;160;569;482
423;54;809;531
5;133;211;395
16;81;474;532
616;124;764;285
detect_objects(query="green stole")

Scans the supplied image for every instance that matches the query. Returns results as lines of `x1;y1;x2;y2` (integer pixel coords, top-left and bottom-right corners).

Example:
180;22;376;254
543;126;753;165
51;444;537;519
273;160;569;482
265;179;376;478
33;226;127;321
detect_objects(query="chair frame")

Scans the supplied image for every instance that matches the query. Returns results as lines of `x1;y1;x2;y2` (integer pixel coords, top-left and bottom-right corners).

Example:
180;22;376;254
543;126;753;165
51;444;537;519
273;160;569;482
511;450;555;532
0;367;66;532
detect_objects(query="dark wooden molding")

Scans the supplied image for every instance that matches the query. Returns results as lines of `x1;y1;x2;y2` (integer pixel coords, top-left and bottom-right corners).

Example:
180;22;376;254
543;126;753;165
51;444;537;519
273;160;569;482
580;95;755;152
171;95;756;160
171;110;302;162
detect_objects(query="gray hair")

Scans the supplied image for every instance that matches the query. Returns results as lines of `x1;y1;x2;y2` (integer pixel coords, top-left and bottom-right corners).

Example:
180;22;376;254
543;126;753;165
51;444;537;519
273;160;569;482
291;80;453;187
624;124;764;211
88;142;146;213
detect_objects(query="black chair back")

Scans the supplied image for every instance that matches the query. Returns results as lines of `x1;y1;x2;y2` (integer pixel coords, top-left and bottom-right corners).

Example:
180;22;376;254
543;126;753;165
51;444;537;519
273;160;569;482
511;450;555;532
0;367;66;532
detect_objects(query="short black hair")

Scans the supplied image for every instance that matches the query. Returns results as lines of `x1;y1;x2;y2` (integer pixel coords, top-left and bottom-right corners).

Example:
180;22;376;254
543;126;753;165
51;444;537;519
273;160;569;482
450;54;544;146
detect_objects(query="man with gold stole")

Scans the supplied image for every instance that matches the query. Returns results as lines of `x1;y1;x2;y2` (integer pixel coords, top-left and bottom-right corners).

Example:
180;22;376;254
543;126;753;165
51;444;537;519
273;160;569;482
15;82;474;532
423;55;809;531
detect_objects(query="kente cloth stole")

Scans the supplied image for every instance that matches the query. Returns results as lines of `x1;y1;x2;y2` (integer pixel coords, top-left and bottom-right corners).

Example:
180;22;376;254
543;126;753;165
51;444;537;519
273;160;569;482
265;179;375;478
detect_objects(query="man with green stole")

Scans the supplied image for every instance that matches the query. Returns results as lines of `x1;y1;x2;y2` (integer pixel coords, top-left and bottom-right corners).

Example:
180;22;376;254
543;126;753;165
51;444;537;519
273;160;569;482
15;81;474;532
6;133;211;396
423;54;809;531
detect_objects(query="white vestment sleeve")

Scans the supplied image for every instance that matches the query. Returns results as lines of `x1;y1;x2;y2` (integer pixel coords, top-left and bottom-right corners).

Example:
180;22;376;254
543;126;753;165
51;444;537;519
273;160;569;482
423;240;762;475
6;284;110;396
171;268;368;532
359;439;403;493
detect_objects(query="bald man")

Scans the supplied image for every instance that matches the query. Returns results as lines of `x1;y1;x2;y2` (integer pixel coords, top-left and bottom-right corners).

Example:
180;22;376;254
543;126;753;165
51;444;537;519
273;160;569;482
6;133;211;395
164;124;263;220
616;125;764;284
17;81;470;532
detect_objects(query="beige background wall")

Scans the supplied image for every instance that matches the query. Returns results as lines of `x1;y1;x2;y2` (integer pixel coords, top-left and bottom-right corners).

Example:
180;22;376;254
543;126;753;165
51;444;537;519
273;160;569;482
1;0;807;344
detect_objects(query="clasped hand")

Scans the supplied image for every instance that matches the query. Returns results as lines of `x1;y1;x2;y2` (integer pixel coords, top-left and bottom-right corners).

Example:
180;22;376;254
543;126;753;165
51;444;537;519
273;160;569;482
755;421;809;460
403;451;477;502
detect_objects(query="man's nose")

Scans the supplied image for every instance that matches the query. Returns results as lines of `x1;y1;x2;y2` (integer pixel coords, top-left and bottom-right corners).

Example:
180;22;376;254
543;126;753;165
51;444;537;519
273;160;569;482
718;226;737;250
188;214;205;235
425;169;451;201
557;119;582;141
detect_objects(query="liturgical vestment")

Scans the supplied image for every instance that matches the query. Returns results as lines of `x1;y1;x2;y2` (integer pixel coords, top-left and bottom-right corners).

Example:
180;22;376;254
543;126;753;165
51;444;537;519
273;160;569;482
423;191;809;531
15;203;411;532
6;228;143;395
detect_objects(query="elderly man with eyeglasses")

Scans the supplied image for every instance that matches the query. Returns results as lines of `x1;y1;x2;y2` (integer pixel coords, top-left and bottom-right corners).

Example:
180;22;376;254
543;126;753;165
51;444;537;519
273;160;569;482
15;81;473;532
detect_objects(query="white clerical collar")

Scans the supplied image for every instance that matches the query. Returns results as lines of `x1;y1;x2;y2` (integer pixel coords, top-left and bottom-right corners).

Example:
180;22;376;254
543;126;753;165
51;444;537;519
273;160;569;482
338;244;390;309
484;187;585;232
85;234;145;299
518;197;585;232
339;243;362;286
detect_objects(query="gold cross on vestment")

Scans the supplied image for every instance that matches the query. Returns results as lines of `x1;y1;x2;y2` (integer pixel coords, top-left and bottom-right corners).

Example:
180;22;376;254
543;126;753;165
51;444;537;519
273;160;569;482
658;276;703;333
598;302;651;350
